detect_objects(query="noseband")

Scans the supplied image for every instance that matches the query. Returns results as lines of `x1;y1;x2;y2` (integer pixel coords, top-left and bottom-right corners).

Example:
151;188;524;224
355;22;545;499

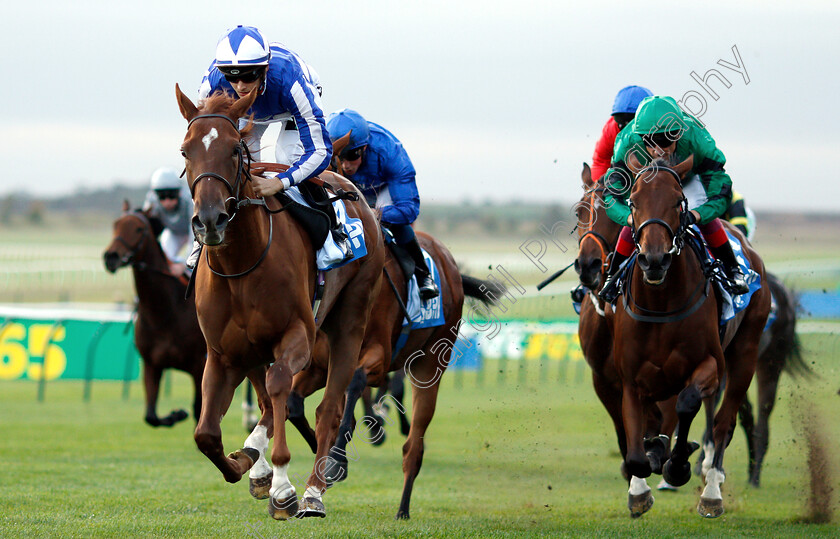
630;165;689;257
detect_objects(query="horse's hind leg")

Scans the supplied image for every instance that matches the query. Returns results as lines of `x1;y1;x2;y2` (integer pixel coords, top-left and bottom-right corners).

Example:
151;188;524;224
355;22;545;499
750;350;785;487
390;369;411;436
323;366;370;485
396;363;442;520
738;395;757;482
194;353;255;484
143;363;187;427
289;363;327;455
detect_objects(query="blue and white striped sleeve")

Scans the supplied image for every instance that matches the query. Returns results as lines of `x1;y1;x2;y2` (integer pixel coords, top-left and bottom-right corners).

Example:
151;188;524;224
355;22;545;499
276;79;332;189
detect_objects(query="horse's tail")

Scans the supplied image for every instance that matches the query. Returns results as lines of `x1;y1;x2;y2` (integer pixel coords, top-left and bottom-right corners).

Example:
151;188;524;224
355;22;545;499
767;273;812;378
461;274;506;306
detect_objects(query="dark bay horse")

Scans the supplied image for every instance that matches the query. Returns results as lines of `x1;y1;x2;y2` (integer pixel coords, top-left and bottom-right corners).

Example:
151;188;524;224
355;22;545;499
103;203;205;427
175;86;386;520
574;163;808;492
612;156;770;518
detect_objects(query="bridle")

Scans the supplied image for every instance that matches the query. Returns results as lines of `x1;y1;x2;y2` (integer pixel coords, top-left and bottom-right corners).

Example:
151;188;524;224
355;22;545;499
185;113;286;279
629;164;690;258
576;182;620;276
112;212;151;268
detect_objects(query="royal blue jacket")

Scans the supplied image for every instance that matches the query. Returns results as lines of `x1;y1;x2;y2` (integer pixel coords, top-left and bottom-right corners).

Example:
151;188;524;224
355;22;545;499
199;43;332;189
348;122;420;226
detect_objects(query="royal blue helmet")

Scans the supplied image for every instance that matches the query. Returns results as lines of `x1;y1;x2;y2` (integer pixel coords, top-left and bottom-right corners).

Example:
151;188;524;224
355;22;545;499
611;85;654;115
214;25;270;67
327;109;370;150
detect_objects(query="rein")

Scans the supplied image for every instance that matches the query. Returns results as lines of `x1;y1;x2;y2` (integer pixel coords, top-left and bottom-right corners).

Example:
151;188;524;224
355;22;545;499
577;184;619;276
622;164;710;323
114;213;180;280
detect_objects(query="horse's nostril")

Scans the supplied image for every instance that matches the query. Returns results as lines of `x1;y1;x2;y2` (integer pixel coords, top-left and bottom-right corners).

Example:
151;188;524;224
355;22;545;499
192;216;205;232
661;253;672;269
638;254;649;270
216;213;230;229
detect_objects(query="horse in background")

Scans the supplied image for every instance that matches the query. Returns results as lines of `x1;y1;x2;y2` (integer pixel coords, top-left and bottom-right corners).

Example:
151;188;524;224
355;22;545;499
612;156;770;518
176;85;385;520
102;202;205;427
574;162;809;491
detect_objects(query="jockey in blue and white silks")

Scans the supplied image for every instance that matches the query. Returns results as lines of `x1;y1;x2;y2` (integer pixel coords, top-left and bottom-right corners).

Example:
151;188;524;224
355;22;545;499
327;108;439;300
186;25;350;267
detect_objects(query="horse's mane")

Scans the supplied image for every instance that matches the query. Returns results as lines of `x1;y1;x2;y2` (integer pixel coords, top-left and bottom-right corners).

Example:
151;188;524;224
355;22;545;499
198;91;254;138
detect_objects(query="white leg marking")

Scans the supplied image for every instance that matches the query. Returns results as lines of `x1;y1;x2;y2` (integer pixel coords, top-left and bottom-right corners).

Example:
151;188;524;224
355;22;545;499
270;463;295;500
702;441;714;476
701;467;726;500
202;127;218;151
629;475;651;495
244;425;271;478
304;485;323;501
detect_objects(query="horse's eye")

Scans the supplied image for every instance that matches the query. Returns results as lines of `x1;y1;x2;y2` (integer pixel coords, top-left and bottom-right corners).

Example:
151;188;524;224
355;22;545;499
180;149;187;158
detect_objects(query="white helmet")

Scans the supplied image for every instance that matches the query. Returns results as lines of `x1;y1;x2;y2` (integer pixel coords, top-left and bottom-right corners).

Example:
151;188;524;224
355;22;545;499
214;25;271;68
150;168;182;190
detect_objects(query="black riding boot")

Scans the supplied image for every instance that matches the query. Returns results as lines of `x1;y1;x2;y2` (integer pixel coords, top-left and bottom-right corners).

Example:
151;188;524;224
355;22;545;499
402;237;440;301
710;240;749;295
598;251;630;304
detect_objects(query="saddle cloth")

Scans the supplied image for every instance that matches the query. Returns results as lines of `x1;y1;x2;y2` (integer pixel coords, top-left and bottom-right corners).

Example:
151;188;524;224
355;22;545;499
284;186;367;271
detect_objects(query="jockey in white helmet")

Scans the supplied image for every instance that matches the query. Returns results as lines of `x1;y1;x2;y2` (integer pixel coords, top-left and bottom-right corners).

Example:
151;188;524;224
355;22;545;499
143;167;194;276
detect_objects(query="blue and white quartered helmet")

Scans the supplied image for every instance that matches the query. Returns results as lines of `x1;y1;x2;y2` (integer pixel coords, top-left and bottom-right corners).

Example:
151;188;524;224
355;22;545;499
214;25;271;68
326;109;370;150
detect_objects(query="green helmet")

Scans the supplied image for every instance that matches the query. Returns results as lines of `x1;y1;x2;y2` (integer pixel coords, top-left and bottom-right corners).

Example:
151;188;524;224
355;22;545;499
633;96;688;135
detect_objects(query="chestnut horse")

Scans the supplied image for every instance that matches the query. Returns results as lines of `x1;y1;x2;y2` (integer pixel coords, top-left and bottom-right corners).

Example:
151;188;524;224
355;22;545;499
612;157;770;518
175;86;385;520
574;163;808;492
103;204;205;427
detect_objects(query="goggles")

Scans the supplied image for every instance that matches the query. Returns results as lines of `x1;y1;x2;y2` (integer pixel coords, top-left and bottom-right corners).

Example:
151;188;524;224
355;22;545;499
340;146;365;161
155;189;180;201
643;131;681;149
220;66;264;84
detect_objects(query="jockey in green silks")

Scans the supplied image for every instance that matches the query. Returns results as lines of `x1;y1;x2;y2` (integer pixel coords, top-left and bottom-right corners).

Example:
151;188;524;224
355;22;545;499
599;95;749;303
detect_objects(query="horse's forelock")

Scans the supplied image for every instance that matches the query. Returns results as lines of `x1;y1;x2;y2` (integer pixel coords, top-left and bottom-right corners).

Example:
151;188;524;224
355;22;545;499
197;91;253;138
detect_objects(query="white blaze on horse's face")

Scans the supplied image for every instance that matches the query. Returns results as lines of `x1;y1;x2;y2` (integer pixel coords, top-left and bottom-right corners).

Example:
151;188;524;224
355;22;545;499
202;127;219;151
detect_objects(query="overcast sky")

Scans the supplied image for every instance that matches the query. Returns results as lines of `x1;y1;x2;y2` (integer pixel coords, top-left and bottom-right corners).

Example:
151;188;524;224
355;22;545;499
2;0;838;211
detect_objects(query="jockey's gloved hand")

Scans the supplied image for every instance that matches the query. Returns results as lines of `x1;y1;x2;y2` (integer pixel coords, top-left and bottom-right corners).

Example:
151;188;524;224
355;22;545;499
685;211;697;227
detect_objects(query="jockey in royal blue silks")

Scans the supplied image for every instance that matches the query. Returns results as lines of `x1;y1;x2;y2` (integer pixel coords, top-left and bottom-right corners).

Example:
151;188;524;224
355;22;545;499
327;109;439;300
186;25;351;267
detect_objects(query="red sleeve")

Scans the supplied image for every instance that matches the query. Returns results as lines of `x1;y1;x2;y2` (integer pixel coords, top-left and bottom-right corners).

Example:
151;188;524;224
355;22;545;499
590;117;620;181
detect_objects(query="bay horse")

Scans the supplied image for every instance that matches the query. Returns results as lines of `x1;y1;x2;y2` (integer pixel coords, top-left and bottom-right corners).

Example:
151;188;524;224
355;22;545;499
103;203;205;427
175;85;386;520
284;134;503;519
574;163;678;495
612;156;770;518
574;163;809;491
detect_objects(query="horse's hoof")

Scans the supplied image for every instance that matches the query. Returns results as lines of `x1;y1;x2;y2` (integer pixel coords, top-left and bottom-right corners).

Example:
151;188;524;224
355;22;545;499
663;458;692;487
697;497;724;518
228;447;259;473
296;497;326;518
249;473;273;500
322;456;348;485
628;491;654;518
268;493;299;520
644;435;669;474
395;510;410;520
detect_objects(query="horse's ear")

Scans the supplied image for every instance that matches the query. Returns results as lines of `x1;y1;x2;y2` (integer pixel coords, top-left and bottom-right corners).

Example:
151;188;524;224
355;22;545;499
581;162;593;187
626;152;644;175
228;89;258;122
332;132;351;158
176;83;199;121
674;154;695;179
122;199;130;213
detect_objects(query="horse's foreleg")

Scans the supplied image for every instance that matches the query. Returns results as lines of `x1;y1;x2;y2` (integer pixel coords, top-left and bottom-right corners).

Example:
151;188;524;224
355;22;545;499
738;396;757;482
621;382;650;480
662;385;704;487
194;353;252;484
190;363;204;424
591;371;628;478
245;366;274;500
265;326;312;520
142;362;164;427
390;369;411;437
